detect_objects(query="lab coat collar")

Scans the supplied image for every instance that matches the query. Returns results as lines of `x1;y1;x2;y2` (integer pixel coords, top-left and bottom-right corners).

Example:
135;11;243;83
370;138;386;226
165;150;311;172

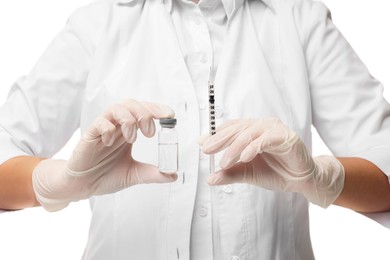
221;0;275;18
114;0;274;15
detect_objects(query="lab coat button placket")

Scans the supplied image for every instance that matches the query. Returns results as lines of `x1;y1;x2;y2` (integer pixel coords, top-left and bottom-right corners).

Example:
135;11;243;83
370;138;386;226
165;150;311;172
199;150;207;160
215;105;224;118
199;52;208;63
222;185;233;194
199;102;207;110
192;16;202;25
199;207;208;217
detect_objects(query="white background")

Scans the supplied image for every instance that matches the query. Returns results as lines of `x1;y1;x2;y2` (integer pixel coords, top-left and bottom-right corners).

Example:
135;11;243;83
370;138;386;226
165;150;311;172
0;0;389;259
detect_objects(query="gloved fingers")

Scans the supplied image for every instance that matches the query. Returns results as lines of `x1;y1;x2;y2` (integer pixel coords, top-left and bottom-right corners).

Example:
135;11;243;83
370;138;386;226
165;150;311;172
201;118;277;154
201;123;249;154
125;100;175;138
107;104;138;143
258;127;297;154
200;118;293;158
213;119;242;133
220;121;282;168
197;119;247;146
220;126;262;169
207;162;248;185
197;133;209;146
141;101;175;119
84;117;117;146
237;119;296;159
120;99;157;137
129;161;178;185
197;119;243;146
240;131;274;162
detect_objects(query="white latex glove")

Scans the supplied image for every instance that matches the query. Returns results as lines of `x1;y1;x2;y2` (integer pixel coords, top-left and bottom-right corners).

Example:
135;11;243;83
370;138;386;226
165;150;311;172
33;99;177;212
199;118;345;208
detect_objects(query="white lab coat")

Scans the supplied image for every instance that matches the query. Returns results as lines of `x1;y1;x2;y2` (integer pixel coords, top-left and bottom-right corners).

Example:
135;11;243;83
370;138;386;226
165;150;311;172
0;0;390;259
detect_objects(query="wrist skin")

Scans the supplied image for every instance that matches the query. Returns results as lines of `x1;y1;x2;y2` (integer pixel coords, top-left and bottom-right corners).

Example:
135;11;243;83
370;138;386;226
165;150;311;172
334;157;390;213
0;156;43;210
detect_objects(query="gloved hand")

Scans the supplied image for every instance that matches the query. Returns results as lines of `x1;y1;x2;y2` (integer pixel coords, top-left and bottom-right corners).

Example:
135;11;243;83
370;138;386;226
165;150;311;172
199;118;345;208
32;99;177;212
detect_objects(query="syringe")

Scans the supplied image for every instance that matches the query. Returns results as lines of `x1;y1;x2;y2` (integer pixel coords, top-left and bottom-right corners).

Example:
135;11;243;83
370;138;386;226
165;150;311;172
208;71;216;175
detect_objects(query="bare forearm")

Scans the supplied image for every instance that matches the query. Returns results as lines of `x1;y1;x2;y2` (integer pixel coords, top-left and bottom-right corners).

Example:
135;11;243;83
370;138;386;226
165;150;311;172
0;156;44;210
334;157;390;213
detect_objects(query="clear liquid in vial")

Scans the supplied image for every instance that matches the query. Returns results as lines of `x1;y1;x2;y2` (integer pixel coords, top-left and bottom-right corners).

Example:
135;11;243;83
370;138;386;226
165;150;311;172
159;143;178;173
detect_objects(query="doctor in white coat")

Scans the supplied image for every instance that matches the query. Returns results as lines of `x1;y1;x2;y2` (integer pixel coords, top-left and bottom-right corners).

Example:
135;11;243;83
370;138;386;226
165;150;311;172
1;0;390;259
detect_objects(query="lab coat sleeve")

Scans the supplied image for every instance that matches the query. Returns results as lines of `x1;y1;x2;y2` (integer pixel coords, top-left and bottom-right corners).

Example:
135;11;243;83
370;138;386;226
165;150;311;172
0;8;94;164
302;2;390;181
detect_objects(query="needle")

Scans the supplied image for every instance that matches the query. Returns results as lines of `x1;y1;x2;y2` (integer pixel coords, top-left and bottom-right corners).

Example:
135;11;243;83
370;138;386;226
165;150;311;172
208;67;216;174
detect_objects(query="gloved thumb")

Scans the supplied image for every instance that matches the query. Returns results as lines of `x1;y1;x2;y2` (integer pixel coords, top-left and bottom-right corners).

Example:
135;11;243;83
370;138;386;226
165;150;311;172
131;161;178;184
207;162;248;186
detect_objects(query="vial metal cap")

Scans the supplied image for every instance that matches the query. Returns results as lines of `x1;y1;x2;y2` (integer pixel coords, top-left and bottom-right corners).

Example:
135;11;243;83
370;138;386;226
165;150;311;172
159;118;177;128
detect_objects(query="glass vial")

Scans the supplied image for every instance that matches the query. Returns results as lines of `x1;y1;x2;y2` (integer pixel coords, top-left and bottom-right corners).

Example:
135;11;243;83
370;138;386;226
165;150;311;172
158;118;178;173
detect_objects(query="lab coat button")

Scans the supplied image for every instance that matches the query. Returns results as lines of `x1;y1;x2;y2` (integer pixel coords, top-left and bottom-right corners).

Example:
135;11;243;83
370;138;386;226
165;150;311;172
199;207;208;217
222;185;233;194
199;53;208;63
199;102;207;110
199;150;207;160
231;256;241;260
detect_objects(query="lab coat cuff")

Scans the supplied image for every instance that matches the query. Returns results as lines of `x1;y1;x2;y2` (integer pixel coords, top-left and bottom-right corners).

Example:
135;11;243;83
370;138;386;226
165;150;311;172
353;146;390;184
361;212;390;229
0;135;30;165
